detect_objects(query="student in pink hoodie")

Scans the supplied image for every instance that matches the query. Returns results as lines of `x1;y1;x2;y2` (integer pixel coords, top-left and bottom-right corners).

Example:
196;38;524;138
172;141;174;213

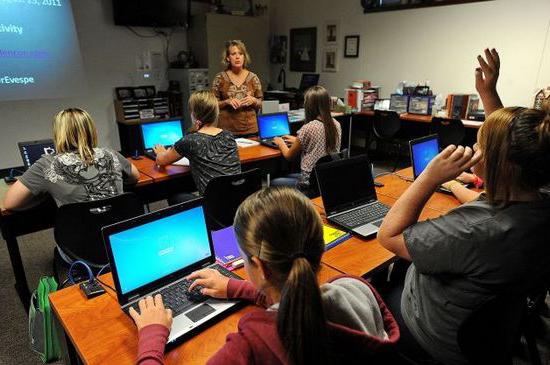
130;187;400;365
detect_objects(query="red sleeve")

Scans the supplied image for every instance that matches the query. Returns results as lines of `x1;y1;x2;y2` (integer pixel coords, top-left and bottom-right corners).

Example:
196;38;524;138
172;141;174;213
227;279;273;308
136;324;169;365
206;331;252;365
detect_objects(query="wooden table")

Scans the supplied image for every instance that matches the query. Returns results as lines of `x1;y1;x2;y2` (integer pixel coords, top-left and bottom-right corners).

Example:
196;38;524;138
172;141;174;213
50;264;343;365
357;111;483;129
315;193;447;277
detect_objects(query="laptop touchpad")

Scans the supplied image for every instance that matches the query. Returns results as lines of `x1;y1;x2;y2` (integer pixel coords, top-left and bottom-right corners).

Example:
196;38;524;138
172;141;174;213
185;304;215;323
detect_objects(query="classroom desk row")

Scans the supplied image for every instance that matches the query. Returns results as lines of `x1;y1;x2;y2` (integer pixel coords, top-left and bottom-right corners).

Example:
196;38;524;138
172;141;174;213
356;110;484;130
49;167;460;365
0;144;283;310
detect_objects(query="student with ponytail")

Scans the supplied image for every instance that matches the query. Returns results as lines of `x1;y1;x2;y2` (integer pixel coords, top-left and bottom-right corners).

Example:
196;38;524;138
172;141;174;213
271;86;341;192
378;49;550;364
131;187;399;364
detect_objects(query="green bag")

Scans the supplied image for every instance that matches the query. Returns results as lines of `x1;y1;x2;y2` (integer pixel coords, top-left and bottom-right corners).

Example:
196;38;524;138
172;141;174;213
29;276;61;363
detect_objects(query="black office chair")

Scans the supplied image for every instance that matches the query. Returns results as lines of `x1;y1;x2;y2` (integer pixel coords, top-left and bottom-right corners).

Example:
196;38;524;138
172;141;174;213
307;148;350;198
53;193;145;284
430;117;465;149
372;110;405;172
203;168;262;230
457;293;526;365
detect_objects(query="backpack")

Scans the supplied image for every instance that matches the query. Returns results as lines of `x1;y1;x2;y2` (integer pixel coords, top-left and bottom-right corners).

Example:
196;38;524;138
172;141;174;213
29;276;61;363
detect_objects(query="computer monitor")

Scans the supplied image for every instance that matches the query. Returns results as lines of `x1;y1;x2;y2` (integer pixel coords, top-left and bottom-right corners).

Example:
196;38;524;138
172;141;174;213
409;134;439;179
257;112;290;139
18;139;56;169
299;73;320;92
140;119;184;150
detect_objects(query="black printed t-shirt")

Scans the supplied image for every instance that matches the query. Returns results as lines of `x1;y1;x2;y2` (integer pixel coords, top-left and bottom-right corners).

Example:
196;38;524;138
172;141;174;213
173;130;241;195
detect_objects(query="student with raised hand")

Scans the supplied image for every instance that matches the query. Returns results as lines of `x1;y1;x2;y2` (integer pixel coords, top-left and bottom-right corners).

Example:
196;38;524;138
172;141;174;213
130;187;400;364
3;108;140;210
153;90;241;203
377;49;550;364
271;85;342;192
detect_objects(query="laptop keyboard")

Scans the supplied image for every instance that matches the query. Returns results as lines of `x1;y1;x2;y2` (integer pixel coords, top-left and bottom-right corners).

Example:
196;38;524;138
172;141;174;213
124;264;241;317
332;202;390;228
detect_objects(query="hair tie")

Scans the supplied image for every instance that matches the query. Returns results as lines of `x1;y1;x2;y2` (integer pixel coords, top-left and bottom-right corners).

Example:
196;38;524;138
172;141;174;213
291;252;306;261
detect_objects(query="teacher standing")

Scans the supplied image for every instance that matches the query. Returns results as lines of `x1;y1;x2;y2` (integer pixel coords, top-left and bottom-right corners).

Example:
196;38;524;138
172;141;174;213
212;40;263;136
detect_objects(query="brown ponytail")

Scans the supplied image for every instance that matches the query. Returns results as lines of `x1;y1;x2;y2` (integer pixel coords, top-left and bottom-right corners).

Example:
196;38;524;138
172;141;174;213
304;86;339;153
234;187;330;365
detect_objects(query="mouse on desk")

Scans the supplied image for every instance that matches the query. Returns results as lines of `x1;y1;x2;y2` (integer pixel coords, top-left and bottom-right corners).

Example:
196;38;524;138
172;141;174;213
4;176;17;184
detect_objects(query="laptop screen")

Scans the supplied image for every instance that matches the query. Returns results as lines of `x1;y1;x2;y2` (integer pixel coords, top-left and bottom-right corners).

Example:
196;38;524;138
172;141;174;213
299;73;319;91
141;120;184;150
107;205;212;295
18;140;56;169
410;135;439;179
316;155;377;216
258;112;290;139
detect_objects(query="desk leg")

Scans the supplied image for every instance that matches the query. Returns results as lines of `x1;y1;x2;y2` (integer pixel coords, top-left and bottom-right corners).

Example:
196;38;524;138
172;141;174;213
54;312;82;365
348;115;353;154
4;234;31;310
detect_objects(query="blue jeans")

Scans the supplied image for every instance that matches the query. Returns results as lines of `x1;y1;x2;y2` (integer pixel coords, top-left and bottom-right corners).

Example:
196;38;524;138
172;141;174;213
270;173;301;187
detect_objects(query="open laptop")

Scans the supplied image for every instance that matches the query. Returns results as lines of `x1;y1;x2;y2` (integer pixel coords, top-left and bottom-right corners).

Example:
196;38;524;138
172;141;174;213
102;198;242;348
315;155;390;238
409;134;465;193
18;139;56;169
140;119;184;160
257;112;291;149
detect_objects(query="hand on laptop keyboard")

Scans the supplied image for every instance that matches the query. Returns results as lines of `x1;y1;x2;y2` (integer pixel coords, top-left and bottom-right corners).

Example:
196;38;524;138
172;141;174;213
128;294;173;331
186;266;233;299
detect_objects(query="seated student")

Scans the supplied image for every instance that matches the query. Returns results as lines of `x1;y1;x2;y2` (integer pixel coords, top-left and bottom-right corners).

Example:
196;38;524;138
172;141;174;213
3;107;139;210
377;49;550;364
154;90;241;203
270;86;341;192
130;187;400;364
441;172;483;203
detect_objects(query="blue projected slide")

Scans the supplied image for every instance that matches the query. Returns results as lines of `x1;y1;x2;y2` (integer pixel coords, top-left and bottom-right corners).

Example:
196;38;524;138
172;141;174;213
109;206;212;295
0;0;86;101
141;120;184;149
258;113;290;139
412;138;439;178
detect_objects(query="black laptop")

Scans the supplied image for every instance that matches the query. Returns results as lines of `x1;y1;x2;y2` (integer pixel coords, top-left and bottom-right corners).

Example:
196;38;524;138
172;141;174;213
18;139;56;169
140;119;184;160
315;155;390;238
102;198;242;349
257;112;291;149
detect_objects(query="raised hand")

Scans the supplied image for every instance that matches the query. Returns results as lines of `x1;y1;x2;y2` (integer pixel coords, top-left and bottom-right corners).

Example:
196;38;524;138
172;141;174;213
475;48;503;115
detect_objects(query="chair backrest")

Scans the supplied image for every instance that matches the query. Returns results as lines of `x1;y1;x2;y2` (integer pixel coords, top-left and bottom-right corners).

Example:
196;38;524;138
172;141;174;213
430;117;465;148
54;193;145;268
373;110;401;140
308;148;350;198
457;293;526;365
203;168;262;229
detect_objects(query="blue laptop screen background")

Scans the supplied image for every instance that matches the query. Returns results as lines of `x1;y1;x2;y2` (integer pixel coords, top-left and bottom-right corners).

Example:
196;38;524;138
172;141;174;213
141;120;184;149
258;113;290;139
412;137;439;178
20;142;55;168
109;206;212;295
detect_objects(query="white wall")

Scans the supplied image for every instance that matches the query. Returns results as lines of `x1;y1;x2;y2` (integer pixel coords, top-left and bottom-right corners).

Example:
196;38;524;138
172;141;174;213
0;0;187;169
269;0;550;108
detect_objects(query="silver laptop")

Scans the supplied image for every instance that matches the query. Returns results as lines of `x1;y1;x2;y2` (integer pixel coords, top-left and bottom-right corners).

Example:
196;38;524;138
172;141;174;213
140;119;184;160
102;198;242;349
315;155;390;238
257;112;291;149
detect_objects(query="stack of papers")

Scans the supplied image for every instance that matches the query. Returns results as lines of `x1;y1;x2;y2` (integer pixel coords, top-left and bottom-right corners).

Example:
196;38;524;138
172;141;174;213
172;157;190;166
235;138;260;148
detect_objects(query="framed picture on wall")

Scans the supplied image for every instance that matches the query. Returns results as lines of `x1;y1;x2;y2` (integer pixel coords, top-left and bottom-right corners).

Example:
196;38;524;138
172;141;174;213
270;35;287;64
344;35;360;58
324;20;339;45
322;47;338;72
290;27;317;72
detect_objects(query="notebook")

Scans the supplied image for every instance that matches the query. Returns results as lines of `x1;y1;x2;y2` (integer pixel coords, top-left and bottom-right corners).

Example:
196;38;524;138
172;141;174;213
211;226;241;267
257;112;291;149
102;198;242;349
315;154;390;238
18;139;56;169
323;224;351;250
140;119;184;160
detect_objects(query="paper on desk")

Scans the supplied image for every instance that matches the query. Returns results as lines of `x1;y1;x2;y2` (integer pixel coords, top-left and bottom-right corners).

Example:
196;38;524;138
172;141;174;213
173;157;190;166
236;138;260;148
